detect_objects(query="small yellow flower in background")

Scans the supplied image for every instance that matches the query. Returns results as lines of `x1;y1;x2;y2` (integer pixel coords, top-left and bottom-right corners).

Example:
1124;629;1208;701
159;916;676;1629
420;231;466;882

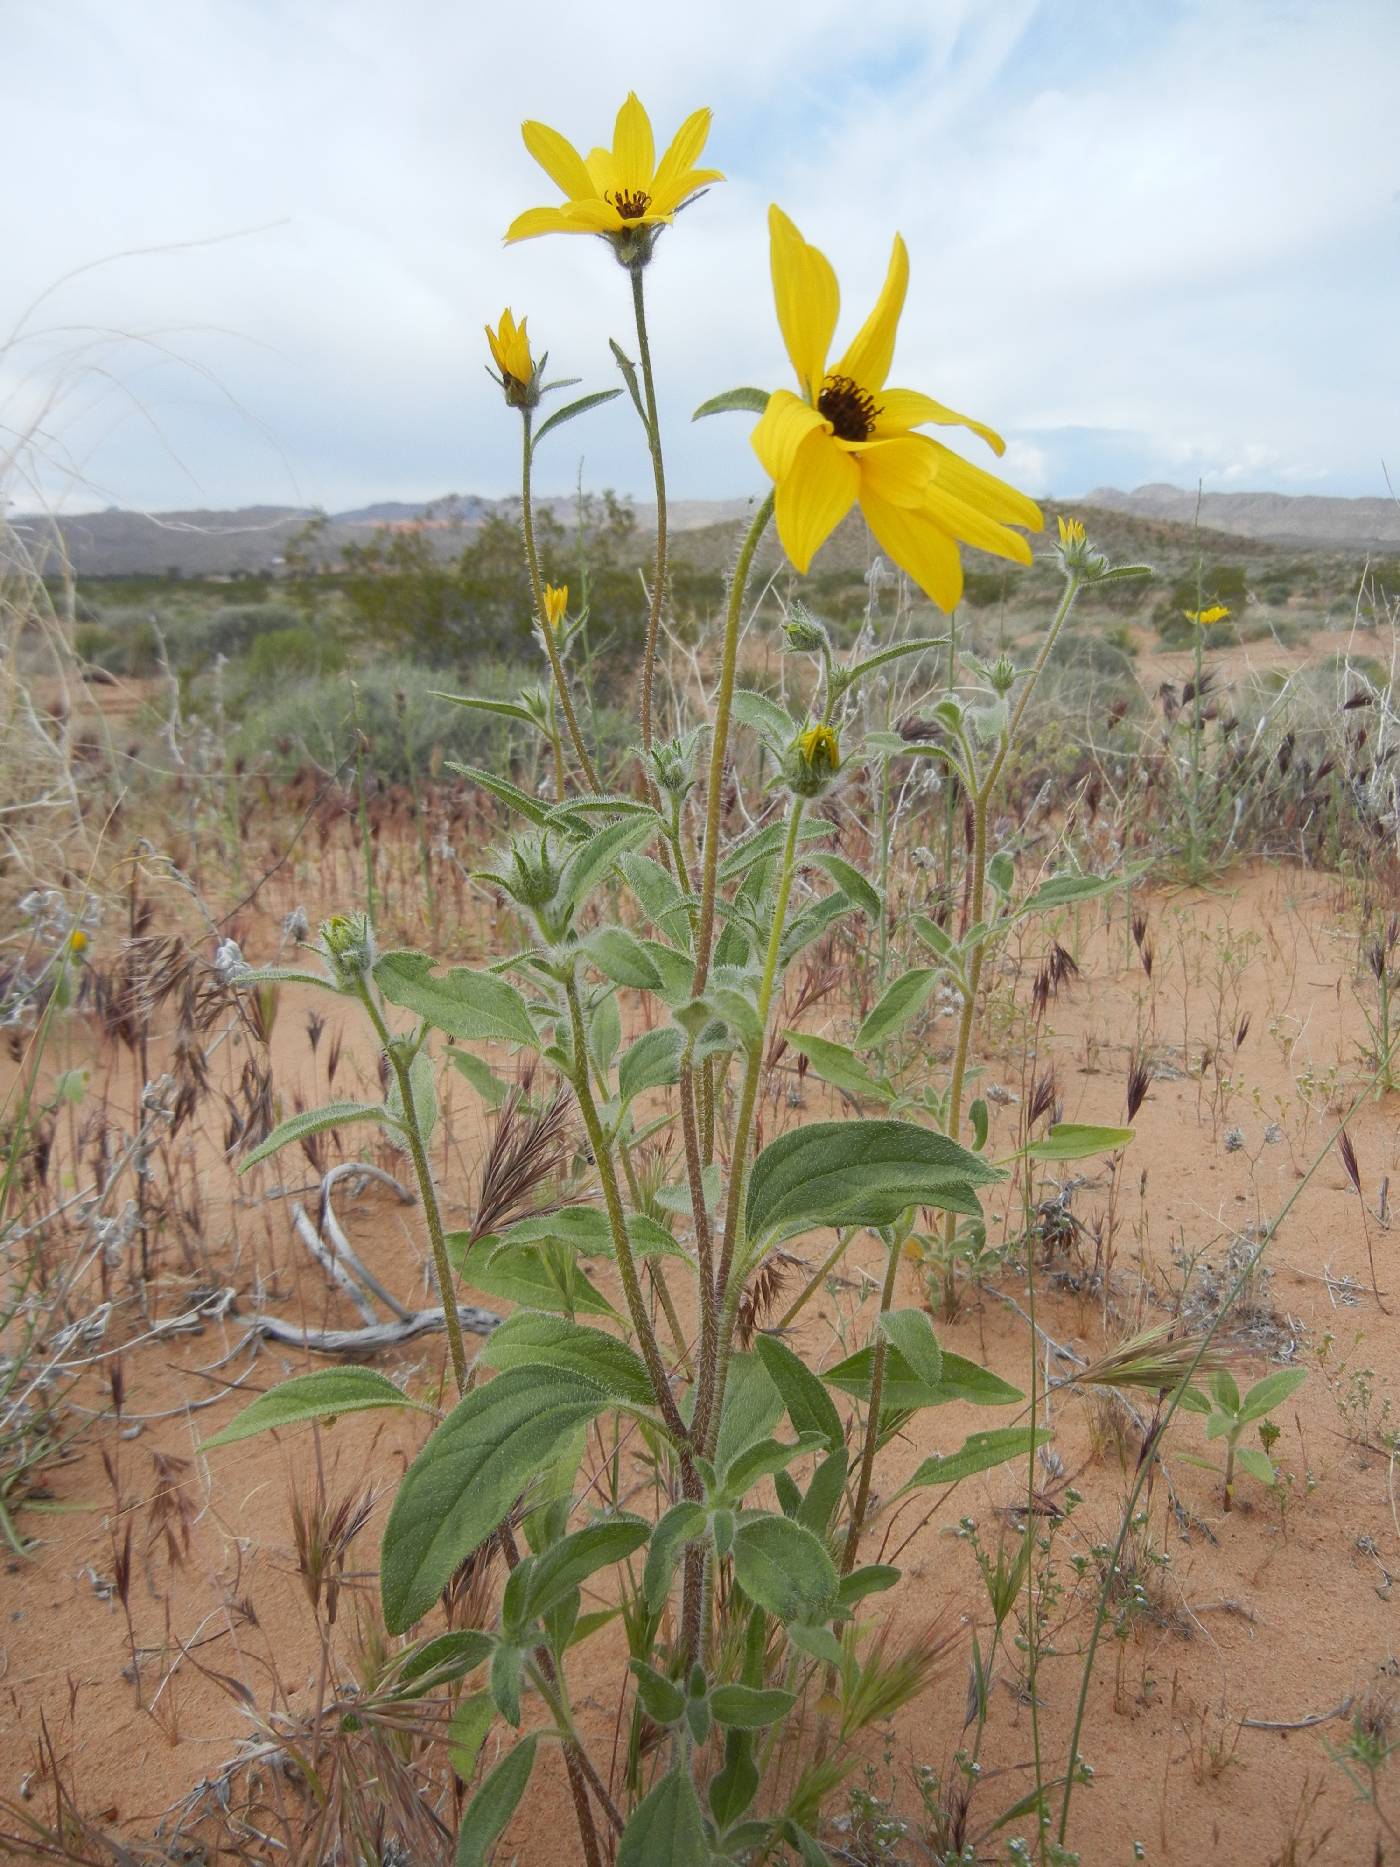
505;93;722;255
1057;515;1085;547
542;583;568;630
1185;604;1231;627
486;309;533;387
67;928;88;955
752;207;1042;611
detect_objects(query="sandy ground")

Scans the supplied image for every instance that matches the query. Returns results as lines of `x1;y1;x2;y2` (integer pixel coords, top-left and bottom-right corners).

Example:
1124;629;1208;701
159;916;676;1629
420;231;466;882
5;850;1400;1866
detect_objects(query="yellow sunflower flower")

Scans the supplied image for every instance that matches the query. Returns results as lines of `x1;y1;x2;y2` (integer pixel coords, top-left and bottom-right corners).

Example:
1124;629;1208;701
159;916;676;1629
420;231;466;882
1057;515;1086;547
542;583;568;630
1184;604;1231;627
486;309;533;388
505;93;722;254
751;207;1042;611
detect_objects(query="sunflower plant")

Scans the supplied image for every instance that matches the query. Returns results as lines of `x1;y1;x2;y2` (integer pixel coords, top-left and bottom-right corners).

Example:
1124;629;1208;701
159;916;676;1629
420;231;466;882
210;92;1151;1864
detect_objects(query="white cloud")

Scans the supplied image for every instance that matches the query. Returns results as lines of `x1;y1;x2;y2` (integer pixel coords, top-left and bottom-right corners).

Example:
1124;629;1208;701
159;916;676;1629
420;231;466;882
3;0;1396;512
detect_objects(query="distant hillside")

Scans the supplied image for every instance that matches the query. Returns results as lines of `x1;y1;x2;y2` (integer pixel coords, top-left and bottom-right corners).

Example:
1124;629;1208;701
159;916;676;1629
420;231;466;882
10;483;1392;579
1087;483;1400;552
9;492;760;578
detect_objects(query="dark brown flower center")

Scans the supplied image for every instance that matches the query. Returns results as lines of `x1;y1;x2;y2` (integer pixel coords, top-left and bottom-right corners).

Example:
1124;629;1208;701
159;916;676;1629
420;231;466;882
818;373;880;442
610;188;652;221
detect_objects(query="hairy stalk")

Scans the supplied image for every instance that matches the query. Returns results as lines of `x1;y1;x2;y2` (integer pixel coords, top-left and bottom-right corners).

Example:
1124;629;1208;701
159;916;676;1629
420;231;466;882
563;974;688;1447
941;573;1083;1308
702;797;804;1456
616;1128;693;1377
840;1230;901;1573
692;490;775;990
631;263;668;784
356;984;467;1393
1055;1044;1395;1846
521;413;600;792
680;1055;718;1417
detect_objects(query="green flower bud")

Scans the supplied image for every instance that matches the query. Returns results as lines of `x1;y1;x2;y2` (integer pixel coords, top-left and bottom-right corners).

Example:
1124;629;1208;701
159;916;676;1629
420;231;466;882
320;912;374;982
783;722;842;797
782;603;831;655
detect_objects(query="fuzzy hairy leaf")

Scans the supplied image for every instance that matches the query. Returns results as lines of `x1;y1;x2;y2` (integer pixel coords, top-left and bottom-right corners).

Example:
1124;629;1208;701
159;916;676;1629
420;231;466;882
731;1513;837;1624
455;1735;537;1867
374;952;537;1048
746;1119;1001;1244
240;1100;396;1170
381;1368;612;1632
201;1368;430;1450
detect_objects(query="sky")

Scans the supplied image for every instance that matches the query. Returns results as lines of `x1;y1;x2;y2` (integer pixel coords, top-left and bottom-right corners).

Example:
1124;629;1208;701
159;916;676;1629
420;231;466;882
3;0;1398;517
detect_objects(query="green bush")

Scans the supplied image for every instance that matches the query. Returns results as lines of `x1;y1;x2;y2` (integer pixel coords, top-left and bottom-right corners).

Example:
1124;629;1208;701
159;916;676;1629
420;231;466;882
239;625;346;684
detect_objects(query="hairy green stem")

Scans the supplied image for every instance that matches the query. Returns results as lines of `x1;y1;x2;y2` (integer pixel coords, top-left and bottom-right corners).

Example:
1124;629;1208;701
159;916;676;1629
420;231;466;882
521;413;600;792
841;1231;902;1573
631;263;668;782
563;974;688;1447
356;985;466;1394
692;490;775;991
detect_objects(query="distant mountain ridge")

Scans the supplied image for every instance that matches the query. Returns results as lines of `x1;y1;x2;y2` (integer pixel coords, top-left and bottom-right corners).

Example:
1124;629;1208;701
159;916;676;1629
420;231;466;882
7;484;1394;578
1086;483;1400;552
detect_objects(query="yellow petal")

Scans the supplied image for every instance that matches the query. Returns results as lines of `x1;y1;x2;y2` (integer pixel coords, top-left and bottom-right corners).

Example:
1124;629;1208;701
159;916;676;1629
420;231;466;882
649;167;724;217
613;92;655;194
652;107;715;200
874;387;1005;456
751;390;829;483
852;434;937;509
859;487;964;610
833;233;908;393
768;206;838;402
925;480;1035;564
556;198;624;233
774;429;859;573
505;205;587;242
926;443;1044;533
585;146;617;196
520;120;597;202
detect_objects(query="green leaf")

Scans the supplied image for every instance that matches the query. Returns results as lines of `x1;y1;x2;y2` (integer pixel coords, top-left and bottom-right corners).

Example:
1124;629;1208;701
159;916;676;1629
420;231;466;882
710;1728;759;1828
398;1629;494;1689
201;1368;430;1450
877;1310;942;1389
455;1735;536;1867
836;1564;901;1610
234;964;344;992
381;1368;612;1632
479;1313;656;1410
609;338;646;422
525;1518;650;1620
374;952;537;1049
731;687;797;750
446;761;560;829
1236;1367;1307;1427
746;1119;1001;1244
825;1346;1022;1414
857;968;940;1048
786;1621;844;1665
912;914;956;961
693;385;771;419
618;1024;686;1104
1019;870;1133;916
710;1351;784;1475
618;1766;711;1867
754;1335;844;1452
557;815;657;920
491;1640;525;1724
446;1692;495;1782
434;692;538;727
1023;1122;1134;1161
899;1426;1052;1494
581;926;666;991
783;1032;894;1106
630;1658;685;1726
780;893;855;970
644;1500;708;1612
970;1098;989;1150
1211;1369;1243;1418
492;1206;685;1262
448;1049;511;1107
842;636;949;688
718;816;826;884
448;1234;617;1318
807;852;881;921
240;1100;395;1170
709;1684;797;1729
720;1434;827;1504
640;939;695;1004
1234;1445;1278;1486
619;852;693;948
798;1447;849;1537
530;386;624;453
731;1513;837;1624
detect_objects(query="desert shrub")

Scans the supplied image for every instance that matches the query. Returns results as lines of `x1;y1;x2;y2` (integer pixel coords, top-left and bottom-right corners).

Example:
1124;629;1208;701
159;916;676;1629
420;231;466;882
238;624;345;684
230;657;633;782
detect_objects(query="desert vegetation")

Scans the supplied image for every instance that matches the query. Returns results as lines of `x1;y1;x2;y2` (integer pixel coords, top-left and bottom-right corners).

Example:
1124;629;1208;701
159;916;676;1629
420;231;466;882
4;87;1400;1867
